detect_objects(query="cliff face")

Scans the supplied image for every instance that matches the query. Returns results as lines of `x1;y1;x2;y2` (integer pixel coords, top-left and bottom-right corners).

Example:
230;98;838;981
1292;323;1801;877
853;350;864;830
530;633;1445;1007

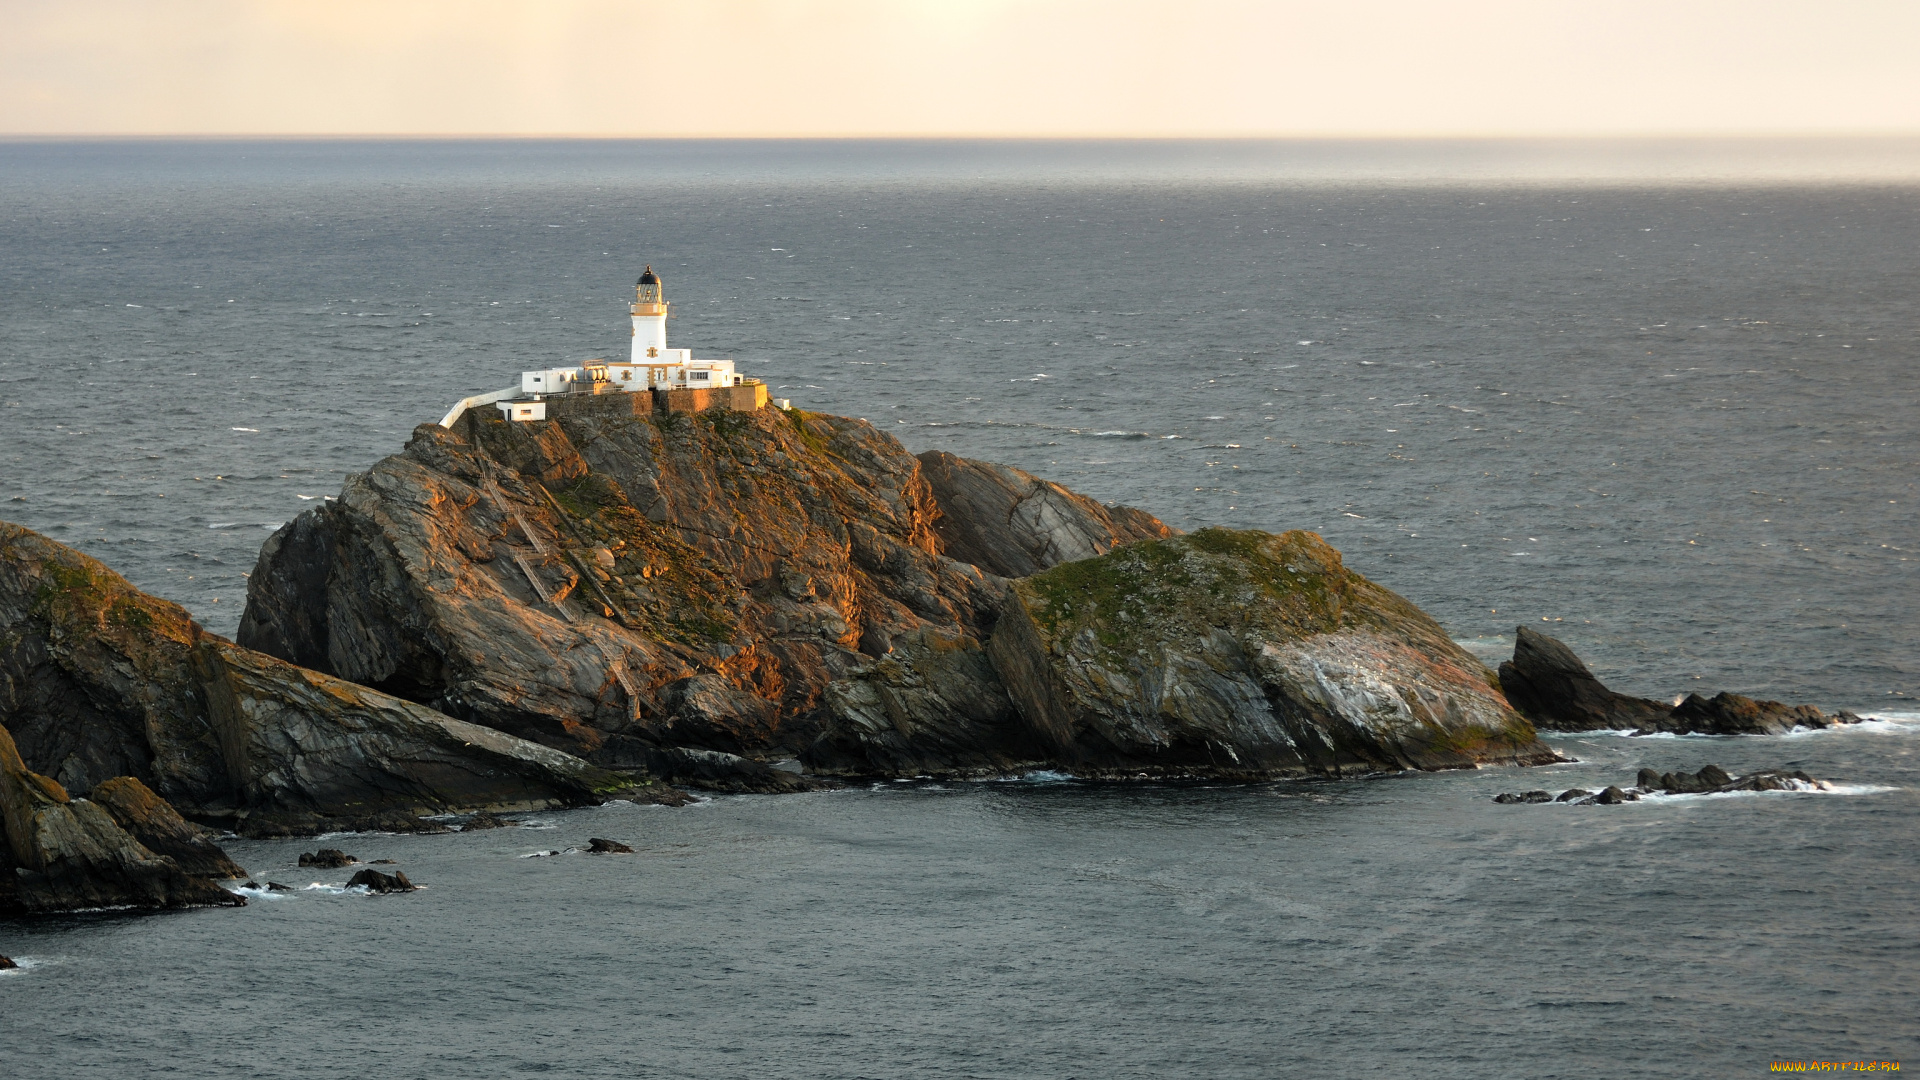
0;520;646;836
238;406;1164;767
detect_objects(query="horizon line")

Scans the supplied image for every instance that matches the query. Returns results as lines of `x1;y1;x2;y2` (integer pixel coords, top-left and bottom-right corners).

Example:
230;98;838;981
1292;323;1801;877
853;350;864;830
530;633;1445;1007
7;131;1920;142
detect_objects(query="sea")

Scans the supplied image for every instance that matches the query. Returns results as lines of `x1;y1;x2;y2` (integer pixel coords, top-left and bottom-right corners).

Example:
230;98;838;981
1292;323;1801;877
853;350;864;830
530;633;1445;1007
1;139;1915;1077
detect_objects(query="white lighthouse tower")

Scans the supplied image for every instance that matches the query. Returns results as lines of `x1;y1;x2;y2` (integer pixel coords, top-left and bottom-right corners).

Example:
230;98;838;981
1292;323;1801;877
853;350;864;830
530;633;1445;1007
630;265;669;363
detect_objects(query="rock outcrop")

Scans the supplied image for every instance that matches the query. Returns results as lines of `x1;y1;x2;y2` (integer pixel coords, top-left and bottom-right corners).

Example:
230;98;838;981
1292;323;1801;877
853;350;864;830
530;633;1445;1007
298;848;356;869
236;408;1168;770
1495;764;1834;804
976;528;1556;778
916;451;1175;579
1497;626;1672;732
346;867;416;892
1648;692;1861;737
192;637;636;834
1498;627;1864;735
586;837;634;854
2;721;241;913
0;520;666;837
89;776;246;880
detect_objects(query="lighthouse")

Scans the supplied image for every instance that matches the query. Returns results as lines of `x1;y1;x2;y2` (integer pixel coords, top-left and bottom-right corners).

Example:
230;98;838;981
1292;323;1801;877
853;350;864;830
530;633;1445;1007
435;264;769;430
630;265;669;363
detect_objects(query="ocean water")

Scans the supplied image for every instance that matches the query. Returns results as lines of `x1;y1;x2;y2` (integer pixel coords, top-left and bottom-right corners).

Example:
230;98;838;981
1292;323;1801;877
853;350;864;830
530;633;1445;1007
1;140;1917;1075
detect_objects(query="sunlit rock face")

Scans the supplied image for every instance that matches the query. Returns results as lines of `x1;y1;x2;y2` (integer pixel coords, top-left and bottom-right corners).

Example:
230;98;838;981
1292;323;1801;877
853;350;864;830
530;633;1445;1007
238;407;1165;768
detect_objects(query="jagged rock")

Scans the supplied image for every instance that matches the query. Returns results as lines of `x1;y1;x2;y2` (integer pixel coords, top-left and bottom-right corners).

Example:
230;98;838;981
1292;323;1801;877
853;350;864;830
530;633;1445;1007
1641;764;1829;794
1655;764;1734;793
1497;626;1672;732
916;450;1174;579
983;528;1558;778
0;521;230;806
193;637;632;832
1498;627;1864;737
459;811;516;830
0;520;652;836
1645;692;1837;737
1;721;241;913
90;776;246;880
266;881;292;892
346;867;416;892
1720;769;1826;792
586;837;634;853
806;627;1047;778
643;746;833;794
237;412;1020;763
1493;790;1553;804
298;848;356;869
1515;765;1833;805
0;954;16;969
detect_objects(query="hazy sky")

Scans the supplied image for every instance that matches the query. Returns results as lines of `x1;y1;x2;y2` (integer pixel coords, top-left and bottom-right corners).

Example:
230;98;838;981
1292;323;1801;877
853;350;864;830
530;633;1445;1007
4;0;1917;137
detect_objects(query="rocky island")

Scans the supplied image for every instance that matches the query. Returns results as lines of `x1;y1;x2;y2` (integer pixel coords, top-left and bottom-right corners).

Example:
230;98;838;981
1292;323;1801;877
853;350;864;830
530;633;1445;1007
1;392;1575;911
237;402;1558;781
10;381;1884;910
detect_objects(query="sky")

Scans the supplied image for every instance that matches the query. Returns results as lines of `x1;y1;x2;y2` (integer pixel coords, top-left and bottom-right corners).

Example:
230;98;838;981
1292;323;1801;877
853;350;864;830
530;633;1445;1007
3;0;1917;137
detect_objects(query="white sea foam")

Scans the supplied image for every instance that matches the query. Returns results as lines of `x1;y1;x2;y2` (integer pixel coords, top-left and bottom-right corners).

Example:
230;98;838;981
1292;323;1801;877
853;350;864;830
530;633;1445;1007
0;956;48;976
998;769;1076;783
1633;781;1893;801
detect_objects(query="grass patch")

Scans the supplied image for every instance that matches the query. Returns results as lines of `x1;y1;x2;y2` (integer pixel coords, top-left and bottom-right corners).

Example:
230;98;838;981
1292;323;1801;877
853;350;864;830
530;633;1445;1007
1018;528;1355;657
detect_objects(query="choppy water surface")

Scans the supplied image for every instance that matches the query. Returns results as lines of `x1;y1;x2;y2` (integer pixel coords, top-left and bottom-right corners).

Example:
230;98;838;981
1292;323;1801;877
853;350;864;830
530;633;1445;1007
1;141;1916;1075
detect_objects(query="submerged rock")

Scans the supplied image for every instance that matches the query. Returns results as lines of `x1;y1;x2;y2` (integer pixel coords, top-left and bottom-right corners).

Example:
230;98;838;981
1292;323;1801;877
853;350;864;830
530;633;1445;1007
586;837;634;854
1;721;242;913
346;867;416;892
1498;627;1864;736
459;811;516;830
1492;790;1552;804
298;848;356;869
983;528;1557;778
